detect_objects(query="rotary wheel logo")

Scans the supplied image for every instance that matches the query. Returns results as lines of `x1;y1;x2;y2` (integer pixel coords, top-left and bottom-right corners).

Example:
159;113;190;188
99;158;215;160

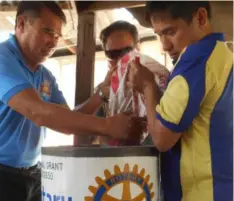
85;163;154;201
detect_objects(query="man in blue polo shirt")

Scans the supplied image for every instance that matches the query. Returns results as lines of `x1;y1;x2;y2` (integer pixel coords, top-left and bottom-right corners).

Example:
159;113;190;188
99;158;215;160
127;2;233;201
0;2;142;201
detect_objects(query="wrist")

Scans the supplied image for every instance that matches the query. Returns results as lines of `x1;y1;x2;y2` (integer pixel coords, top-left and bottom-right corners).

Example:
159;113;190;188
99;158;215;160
95;84;109;103
144;82;160;104
91;117;109;137
99;81;109;90
143;80;156;93
101;117;111;137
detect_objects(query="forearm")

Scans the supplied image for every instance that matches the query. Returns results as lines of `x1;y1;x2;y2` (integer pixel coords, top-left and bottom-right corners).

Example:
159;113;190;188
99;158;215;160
144;83;160;128
34;102;108;136
73;92;106;145
75;93;103;114
143;83;163;147
7;88;109;137
143;84;182;152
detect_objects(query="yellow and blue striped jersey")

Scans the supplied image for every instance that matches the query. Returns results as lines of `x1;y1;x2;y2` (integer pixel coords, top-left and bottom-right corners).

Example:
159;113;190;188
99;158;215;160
156;33;233;201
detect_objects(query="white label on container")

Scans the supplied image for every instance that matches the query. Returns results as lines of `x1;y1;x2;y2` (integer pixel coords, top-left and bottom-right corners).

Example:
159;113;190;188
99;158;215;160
41;155;160;201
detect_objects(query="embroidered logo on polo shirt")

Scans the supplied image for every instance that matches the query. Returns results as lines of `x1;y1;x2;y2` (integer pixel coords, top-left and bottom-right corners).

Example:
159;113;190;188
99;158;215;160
39;81;51;97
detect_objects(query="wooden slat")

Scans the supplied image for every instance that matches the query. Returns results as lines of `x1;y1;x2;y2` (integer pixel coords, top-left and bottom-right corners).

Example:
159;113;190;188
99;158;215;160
127;7;150;28
73;12;96;145
75;1;145;13
75;12;96;105
0;0;144;12
0;1;71;12
73;12;96;146
211;1;233;41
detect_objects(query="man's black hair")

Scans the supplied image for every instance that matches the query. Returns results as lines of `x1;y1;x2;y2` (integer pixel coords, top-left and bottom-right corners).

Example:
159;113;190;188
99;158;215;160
100;20;139;49
16;1;66;25
145;1;211;24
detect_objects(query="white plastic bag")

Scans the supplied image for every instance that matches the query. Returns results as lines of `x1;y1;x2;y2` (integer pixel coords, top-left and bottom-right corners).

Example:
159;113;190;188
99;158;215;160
108;50;169;145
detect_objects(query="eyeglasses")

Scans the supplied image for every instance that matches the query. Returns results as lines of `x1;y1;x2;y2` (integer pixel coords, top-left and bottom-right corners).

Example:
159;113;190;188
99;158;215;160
105;46;134;61
24;15;62;40
42;28;62;40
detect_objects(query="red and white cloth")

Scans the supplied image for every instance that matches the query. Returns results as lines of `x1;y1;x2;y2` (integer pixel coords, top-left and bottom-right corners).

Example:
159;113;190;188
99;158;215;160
107;50;169;146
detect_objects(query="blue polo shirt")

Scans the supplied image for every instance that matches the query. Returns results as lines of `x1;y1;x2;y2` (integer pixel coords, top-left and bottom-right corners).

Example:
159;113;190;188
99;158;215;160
0;35;67;168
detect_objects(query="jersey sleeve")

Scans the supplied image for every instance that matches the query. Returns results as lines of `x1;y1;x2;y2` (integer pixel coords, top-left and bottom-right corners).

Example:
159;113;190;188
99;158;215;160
156;58;209;133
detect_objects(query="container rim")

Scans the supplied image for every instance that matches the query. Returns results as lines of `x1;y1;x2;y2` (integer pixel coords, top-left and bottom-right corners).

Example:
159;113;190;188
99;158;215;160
42;145;159;158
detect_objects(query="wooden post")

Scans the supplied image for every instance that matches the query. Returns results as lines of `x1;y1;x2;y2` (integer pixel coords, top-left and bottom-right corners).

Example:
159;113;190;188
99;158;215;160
211;1;233;41
73;12;96;145
75;12;96;105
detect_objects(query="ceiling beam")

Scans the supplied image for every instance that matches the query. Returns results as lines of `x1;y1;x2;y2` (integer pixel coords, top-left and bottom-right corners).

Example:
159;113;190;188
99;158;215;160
127;7;150;28
0;1;71;12
75;1;145;13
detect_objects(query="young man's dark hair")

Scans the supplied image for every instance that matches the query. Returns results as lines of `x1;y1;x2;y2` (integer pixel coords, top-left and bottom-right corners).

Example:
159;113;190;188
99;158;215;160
100;20;139;49
15;1;66;25
145;1;211;24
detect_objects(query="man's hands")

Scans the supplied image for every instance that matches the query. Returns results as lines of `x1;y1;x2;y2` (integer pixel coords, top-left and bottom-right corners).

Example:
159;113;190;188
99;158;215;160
105;113;146;143
127;57;169;93
127;57;156;94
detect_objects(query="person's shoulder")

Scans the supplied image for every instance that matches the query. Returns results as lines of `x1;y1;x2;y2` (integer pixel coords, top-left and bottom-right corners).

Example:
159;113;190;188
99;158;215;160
172;37;215;77
0;41;19;70
179;33;224;65
0;40;15;59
